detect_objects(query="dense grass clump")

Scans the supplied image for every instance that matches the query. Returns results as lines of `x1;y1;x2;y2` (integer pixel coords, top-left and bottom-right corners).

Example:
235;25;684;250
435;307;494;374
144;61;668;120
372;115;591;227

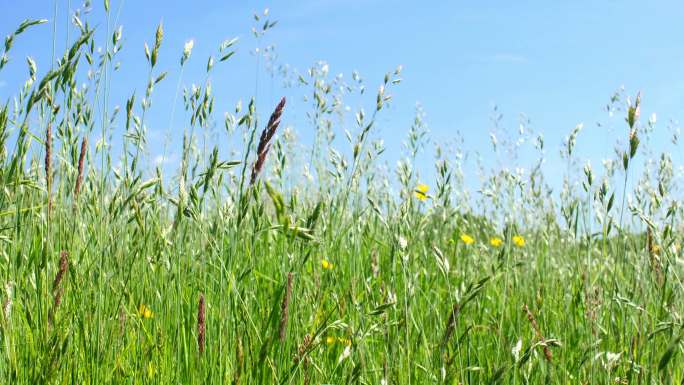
1;5;684;385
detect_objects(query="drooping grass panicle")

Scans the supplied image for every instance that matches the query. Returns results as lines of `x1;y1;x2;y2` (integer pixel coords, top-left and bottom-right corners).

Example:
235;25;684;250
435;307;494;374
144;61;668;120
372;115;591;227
646;227;664;286
198;293;206;354
74;135;88;198
279;272;293;342
250;96;286;185
2;282;13;321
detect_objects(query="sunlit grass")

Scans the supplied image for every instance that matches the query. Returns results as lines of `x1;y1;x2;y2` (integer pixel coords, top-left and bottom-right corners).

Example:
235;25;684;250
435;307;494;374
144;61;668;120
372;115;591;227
0;4;682;385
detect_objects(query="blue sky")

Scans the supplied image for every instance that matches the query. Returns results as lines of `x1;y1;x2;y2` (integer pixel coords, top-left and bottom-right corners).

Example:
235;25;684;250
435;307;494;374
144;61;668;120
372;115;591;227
2;1;684;193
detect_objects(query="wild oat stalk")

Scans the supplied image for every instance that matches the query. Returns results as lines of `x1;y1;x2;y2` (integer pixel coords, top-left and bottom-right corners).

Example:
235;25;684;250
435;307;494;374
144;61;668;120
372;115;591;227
618;92;641;231
250;96;286;185
646;227;664;286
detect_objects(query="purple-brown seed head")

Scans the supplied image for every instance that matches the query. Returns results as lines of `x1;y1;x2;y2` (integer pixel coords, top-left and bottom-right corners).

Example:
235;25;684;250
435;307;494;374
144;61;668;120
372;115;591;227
250;97;286;185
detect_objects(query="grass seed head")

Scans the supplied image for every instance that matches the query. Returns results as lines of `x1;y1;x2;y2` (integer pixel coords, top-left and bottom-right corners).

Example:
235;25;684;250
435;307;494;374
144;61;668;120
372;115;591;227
74;136;88;198
646;227;664;286
2;282;13;321
279;272;293;342
49;251;69;325
442;302;461;347
234;337;244;385
52;251;68;293
250;96;286;185
198;294;206;354
522;303;553;363
45;123;52;210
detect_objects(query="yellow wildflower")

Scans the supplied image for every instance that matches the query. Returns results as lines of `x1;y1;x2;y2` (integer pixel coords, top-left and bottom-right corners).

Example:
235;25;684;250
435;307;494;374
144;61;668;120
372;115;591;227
490;237;503;247
322;259;333;270
512;235;525;247
414;184;429;201
138;304;153;319
326;336;336;345
460;234;475;245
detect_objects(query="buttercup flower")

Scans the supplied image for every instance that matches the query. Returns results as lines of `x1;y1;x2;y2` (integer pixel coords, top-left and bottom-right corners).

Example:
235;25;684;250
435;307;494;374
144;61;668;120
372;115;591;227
512;235;525;247
322;259;333;270
490;237;503;247
138;304;153;319
460;234;475;245
414;184;429;201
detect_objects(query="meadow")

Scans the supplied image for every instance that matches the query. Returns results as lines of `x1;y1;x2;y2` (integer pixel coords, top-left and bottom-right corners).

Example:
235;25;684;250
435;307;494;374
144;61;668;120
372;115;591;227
1;4;684;385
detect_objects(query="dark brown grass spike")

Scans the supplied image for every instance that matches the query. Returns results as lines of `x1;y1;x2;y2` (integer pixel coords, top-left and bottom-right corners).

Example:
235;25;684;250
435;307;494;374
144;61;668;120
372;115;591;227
279;272;293;342
198;294;206;354
74;135;88;198
522;303;553;363
45;123;52;211
442;302;461;347
250;97;286;185
52;251;68;293
49;251;68;326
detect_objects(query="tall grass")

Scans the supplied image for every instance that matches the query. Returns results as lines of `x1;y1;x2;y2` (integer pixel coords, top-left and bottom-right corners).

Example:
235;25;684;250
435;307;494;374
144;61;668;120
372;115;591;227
0;3;683;385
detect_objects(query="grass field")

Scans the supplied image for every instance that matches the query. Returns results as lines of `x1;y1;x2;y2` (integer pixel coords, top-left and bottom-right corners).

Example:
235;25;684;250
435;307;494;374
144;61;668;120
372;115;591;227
1;5;684;385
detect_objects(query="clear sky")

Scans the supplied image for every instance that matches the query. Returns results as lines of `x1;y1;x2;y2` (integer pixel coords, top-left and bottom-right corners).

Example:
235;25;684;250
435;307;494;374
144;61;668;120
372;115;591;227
2;1;684;193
